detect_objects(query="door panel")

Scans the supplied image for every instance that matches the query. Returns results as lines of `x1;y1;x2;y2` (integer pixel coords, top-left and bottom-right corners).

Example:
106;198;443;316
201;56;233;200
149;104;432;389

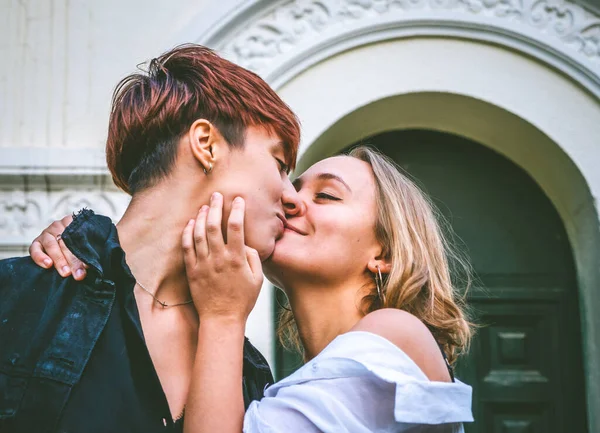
463;296;562;430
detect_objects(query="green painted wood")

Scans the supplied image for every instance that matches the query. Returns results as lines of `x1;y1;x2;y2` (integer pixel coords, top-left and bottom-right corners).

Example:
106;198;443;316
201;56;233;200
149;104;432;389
274;129;588;433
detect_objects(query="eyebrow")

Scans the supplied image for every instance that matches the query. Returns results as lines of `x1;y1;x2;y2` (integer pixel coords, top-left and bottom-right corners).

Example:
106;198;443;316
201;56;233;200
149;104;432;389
293;172;352;193
270;141;285;158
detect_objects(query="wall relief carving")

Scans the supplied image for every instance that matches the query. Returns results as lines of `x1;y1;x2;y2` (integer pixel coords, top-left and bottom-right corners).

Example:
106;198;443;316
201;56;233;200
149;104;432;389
218;0;600;74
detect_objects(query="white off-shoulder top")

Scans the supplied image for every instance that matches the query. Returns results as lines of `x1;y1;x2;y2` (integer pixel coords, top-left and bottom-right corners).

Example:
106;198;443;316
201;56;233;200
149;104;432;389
244;331;473;433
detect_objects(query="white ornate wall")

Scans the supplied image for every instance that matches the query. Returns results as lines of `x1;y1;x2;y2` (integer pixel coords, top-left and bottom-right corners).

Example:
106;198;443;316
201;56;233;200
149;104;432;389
0;0;222;255
0;0;238;244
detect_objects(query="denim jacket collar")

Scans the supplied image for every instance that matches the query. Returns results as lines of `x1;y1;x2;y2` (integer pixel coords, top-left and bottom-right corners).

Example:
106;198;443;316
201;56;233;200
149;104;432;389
61;208;134;287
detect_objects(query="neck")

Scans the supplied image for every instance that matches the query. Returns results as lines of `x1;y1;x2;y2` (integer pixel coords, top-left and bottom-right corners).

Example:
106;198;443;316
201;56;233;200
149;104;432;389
287;278;368;361
116;180;212;311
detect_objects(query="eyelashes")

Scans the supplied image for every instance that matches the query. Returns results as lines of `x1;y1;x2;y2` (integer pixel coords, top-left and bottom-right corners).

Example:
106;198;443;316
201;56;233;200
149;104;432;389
315;192;341;201
276;158;290;173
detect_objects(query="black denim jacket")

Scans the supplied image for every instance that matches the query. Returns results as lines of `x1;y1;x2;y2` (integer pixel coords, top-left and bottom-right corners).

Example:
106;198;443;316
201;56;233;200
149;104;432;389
0;209;273;433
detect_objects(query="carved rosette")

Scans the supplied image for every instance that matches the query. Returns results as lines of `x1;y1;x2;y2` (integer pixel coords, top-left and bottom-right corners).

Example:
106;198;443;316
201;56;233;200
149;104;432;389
219;0;600;75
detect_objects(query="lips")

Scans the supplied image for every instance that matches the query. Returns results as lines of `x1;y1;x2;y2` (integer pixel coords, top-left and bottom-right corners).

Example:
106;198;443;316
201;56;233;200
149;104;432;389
276;214;307;236
276;213;286;233
284;222;307;236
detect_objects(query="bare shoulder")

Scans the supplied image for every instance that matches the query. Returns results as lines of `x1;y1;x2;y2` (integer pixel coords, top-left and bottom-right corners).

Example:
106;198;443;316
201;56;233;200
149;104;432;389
351;309;435;353
351;309;452;382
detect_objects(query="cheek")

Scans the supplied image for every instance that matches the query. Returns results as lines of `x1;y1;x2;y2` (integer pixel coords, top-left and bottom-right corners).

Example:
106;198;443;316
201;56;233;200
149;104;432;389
252;172;283;203
324;210;370;241
243;210;276;259
328;228;370;260
244;203;269;235
318;214;376;259
304;218;365;263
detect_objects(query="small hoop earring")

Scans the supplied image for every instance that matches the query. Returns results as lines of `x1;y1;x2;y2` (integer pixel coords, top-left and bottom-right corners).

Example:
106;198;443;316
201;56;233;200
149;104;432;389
203;162;213;175
375;265;385;304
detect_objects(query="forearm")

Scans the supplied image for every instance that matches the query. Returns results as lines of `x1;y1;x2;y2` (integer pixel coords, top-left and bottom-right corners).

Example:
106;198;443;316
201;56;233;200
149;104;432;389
184;318;246;433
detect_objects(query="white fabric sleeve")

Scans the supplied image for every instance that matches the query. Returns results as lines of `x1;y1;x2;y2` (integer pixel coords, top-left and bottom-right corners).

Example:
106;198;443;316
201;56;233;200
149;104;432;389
243;375;389;433
242;332;472;433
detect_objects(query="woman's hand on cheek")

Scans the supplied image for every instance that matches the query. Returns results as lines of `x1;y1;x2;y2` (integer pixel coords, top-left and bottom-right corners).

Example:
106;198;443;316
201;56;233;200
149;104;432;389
182;192;263;324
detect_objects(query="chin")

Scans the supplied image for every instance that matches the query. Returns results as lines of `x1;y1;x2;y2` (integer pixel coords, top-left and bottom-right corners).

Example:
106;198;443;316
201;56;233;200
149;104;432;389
266;242;286;266
264;244;306;276
246;229;277;262
257;240;276;262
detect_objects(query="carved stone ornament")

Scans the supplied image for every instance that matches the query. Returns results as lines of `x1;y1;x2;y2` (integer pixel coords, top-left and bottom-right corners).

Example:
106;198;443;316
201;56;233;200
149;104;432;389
0;187;130;257
218;0;600;76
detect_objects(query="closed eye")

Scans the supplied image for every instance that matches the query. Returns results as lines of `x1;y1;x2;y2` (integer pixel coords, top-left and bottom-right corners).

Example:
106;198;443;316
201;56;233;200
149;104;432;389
315;192;341;201
276;158;290;174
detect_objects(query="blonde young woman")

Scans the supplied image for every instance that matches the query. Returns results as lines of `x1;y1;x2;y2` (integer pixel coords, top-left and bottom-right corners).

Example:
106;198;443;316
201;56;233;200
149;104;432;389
31;147;473;432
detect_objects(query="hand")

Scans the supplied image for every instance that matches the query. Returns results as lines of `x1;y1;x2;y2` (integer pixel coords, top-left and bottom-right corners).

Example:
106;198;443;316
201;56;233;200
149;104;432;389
182;192;263;323
28;215;89;280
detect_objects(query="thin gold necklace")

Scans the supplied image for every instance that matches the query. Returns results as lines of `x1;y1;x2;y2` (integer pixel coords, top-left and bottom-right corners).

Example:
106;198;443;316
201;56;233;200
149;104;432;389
136;281;194;308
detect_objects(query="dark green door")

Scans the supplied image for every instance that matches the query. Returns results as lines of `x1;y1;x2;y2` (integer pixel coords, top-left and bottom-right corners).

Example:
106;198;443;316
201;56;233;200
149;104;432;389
275;129;588;433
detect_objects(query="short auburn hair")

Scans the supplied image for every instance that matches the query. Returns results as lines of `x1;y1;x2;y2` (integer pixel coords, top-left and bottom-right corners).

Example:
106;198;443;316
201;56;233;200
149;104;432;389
106;44;301;194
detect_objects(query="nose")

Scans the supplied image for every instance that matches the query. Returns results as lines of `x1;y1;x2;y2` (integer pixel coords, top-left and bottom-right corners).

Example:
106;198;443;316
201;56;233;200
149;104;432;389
282;176;304;218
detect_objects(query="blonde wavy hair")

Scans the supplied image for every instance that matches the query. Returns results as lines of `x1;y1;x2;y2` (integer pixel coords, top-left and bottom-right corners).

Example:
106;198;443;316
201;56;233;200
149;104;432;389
277;145;473;365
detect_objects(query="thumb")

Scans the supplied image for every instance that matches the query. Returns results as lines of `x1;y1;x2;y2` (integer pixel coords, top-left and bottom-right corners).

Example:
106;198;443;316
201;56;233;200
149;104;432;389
245;247;264;285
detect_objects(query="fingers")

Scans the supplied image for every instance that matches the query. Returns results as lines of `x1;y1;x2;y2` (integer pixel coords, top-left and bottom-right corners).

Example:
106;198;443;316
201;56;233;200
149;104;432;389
183;195;250;275
57;238;88;281
193;206;209;258
206;192;225;255
59;213;87;280
182;218;197;269
227;197;245;254
29;215;87;279
245;247;263;284
29;240;53;269
183;196;263;322
39;232;72;277
29;217;71;270
60;214;74;228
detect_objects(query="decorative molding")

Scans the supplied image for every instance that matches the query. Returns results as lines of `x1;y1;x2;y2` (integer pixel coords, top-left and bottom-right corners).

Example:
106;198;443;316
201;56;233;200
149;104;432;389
0;189;129;238
0;176;129;255
213;0;600;90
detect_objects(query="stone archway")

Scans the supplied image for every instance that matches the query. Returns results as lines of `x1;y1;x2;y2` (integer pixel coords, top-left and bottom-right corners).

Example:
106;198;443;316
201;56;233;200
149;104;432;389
198;0;600;95
269;39;600;430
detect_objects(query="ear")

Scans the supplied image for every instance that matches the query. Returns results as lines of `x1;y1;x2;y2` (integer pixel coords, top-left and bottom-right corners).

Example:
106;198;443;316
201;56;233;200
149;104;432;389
367;258;392;275
187;119;221;172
